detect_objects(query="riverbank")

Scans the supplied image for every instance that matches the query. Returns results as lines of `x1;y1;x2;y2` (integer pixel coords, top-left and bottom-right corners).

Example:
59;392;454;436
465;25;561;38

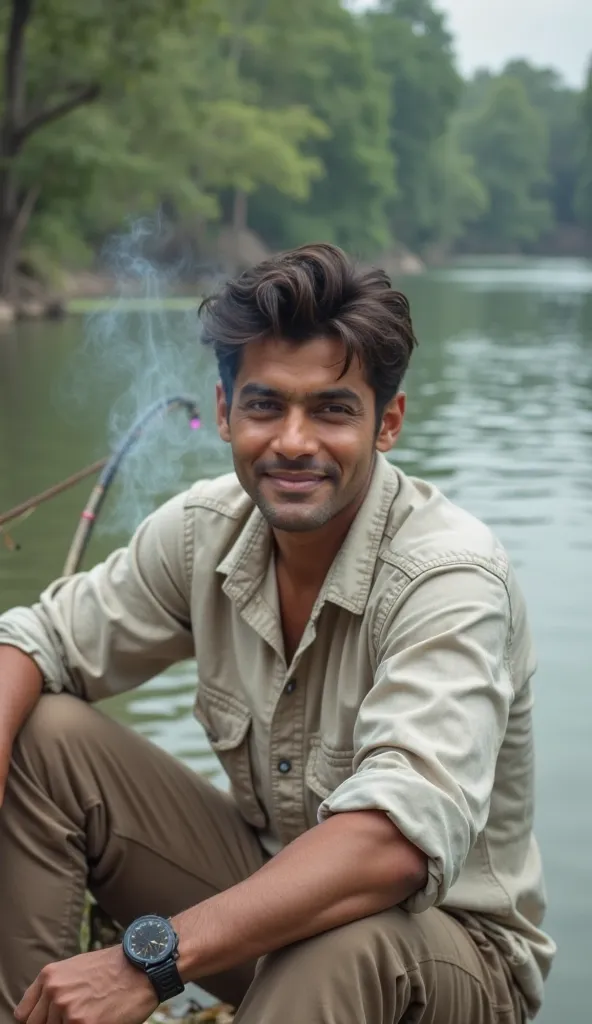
0;237;428;325
2;244;591;327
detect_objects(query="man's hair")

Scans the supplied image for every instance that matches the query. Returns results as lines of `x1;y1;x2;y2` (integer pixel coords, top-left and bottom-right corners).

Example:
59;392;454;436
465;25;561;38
199;242;418;427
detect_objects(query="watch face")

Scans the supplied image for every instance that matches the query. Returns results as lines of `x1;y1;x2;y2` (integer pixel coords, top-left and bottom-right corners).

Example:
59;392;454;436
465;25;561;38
124;916;175;966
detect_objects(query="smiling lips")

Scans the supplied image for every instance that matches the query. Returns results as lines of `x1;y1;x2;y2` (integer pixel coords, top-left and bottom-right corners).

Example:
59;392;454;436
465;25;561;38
263;472;329;493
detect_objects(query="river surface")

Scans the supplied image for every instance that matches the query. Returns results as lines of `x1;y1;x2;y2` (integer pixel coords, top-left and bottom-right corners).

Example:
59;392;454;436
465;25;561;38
1;258;591;1021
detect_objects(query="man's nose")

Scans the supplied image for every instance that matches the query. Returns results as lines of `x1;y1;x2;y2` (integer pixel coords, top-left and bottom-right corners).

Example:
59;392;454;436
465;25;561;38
270;408;319;459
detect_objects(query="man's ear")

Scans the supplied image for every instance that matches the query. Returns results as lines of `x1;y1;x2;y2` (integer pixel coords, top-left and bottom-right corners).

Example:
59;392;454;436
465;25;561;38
375;392;405;453
215;381;231;443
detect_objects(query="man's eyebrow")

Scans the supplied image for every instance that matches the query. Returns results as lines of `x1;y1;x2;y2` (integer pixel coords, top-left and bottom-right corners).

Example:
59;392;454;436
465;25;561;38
239;384;283;400
238;383;363;406
313;388;363;406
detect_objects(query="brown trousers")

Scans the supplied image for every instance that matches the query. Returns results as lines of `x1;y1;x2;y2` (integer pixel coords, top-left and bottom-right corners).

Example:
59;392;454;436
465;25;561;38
0;695;525;1024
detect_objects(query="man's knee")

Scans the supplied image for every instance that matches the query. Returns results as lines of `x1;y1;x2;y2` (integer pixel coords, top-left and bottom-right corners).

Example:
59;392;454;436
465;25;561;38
13;692;97;765
259;908;413;982
243;911;415;1021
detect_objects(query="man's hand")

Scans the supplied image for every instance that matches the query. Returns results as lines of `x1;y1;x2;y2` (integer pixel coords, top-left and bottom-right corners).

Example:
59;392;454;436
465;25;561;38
14;946;158;1024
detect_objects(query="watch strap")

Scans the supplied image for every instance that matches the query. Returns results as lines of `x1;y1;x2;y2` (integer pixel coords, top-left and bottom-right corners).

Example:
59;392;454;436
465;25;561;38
146;959;185;1002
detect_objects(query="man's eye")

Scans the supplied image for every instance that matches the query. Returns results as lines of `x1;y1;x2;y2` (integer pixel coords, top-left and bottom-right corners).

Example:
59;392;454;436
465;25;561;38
249;400;280;412
320;404;351;415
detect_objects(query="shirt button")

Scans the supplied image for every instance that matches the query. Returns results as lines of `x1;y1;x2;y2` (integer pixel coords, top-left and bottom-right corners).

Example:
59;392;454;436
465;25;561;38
278;759;292;774
285;679;296;695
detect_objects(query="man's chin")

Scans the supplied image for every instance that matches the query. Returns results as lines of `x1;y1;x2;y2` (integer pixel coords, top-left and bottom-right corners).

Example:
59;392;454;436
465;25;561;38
257;499;334;533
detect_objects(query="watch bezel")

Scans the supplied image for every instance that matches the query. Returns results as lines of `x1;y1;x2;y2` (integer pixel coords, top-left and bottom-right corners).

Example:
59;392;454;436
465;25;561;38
122;914;178;968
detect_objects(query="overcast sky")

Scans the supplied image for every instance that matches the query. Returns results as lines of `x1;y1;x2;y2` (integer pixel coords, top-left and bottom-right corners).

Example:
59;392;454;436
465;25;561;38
352;1;592;88
439;0;592;87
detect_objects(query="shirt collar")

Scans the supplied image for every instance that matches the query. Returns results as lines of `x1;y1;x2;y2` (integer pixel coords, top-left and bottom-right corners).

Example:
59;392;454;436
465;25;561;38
320;452;400;613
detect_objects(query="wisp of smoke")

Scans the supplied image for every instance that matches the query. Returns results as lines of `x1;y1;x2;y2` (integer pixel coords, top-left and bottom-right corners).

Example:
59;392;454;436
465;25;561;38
61;216;226;537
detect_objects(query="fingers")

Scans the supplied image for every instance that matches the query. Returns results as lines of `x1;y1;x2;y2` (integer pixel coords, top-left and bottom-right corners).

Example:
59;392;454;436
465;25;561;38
26;992;51;1024
17;990;50;1024
14;977;42;1022
15;984;63;1024
46;1003;62;1024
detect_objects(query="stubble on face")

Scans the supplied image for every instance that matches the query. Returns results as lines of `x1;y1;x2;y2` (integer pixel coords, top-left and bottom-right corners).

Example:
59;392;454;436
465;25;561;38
246;443;350;531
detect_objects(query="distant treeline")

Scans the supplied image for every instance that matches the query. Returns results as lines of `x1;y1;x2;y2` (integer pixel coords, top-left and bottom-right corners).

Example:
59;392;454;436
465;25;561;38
1;0;591;298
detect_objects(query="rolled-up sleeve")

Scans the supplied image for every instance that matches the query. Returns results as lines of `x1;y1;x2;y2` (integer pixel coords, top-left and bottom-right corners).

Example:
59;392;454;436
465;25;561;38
317;564;514;912
0;492;195;701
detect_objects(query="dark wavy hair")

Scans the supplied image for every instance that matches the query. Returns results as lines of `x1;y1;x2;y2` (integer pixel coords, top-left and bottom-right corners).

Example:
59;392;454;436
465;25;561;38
199;242;418;429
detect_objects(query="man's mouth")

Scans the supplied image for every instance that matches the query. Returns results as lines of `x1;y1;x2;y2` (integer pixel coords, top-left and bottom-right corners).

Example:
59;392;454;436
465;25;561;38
263;472;329;493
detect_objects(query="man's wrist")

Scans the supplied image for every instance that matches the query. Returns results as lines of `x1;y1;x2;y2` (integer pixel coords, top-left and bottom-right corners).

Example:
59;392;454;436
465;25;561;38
170;906;210;983
114;943;159;1005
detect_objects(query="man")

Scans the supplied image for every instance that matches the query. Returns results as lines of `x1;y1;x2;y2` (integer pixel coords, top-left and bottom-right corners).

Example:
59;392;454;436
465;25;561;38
0;243;554;1024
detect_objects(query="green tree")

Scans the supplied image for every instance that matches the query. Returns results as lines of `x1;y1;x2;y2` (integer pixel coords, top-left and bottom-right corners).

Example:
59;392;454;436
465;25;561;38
243;0;396;255
457;77;552;250
497;61;581;229
0;0;201;299
422;132;489;251
0;0;327;299
366;0;462;250
461;61;582;236
576;61;592;231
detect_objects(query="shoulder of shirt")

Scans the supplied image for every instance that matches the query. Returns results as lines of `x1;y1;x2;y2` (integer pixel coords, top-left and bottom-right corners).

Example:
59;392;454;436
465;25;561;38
382;466;510;583
167;466;510;581
181;471;253;520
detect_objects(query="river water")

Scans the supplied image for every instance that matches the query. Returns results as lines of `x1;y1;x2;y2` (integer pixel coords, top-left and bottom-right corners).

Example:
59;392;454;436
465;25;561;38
1;258;591;1021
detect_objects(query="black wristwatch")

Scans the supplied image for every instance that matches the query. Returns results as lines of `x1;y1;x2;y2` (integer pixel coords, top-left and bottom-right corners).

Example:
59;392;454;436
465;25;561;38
122;915;185;1003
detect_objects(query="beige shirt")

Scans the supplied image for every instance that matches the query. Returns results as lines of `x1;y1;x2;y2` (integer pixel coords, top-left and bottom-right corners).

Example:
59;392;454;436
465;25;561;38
0;454;555;1015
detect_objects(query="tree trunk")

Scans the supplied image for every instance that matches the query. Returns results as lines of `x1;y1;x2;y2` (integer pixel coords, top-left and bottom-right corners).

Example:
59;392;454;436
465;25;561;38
0;180;39;300
0;0;98;300
0;218;20;301
0;165;20;301
0;0;33;301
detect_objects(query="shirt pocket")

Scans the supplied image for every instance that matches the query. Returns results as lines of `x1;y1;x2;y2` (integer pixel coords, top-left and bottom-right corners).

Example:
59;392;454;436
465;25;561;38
305;737;355;802
194;688;267;830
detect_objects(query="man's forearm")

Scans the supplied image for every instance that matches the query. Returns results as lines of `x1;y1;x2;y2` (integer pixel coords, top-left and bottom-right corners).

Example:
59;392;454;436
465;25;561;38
173;809;427;982
0;645;44;802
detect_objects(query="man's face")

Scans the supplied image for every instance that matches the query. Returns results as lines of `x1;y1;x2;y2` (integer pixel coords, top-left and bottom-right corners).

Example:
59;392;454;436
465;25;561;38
216;336;404;533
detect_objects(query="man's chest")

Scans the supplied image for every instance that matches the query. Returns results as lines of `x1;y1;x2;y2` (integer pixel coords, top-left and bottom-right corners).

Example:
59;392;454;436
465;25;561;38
194;588;376;729
191;586;379;842
276;571;319;666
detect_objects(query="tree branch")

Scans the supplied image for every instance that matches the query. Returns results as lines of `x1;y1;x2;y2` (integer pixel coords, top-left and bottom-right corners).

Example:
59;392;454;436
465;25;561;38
2;0;35;152
16;83;101;148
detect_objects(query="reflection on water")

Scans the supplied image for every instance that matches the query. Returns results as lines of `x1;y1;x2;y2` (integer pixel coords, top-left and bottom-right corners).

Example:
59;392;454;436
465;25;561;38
1;258;591;1022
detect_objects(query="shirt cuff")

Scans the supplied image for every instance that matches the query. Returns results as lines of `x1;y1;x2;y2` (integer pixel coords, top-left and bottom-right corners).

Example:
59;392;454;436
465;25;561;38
0;606;68;693
316;759;472;913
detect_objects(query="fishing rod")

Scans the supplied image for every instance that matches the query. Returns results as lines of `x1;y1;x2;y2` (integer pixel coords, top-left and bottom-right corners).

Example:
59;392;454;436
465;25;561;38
63;395;201;575
1;394;202;956
0;395;201;574
0;459;108;529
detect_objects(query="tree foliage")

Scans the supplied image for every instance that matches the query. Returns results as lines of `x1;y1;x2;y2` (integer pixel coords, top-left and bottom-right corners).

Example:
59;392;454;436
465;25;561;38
462;61;582;230
576;61;592;229
366;0;463;249
0;0;590;298
246;0;396;255
456;77;552;250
